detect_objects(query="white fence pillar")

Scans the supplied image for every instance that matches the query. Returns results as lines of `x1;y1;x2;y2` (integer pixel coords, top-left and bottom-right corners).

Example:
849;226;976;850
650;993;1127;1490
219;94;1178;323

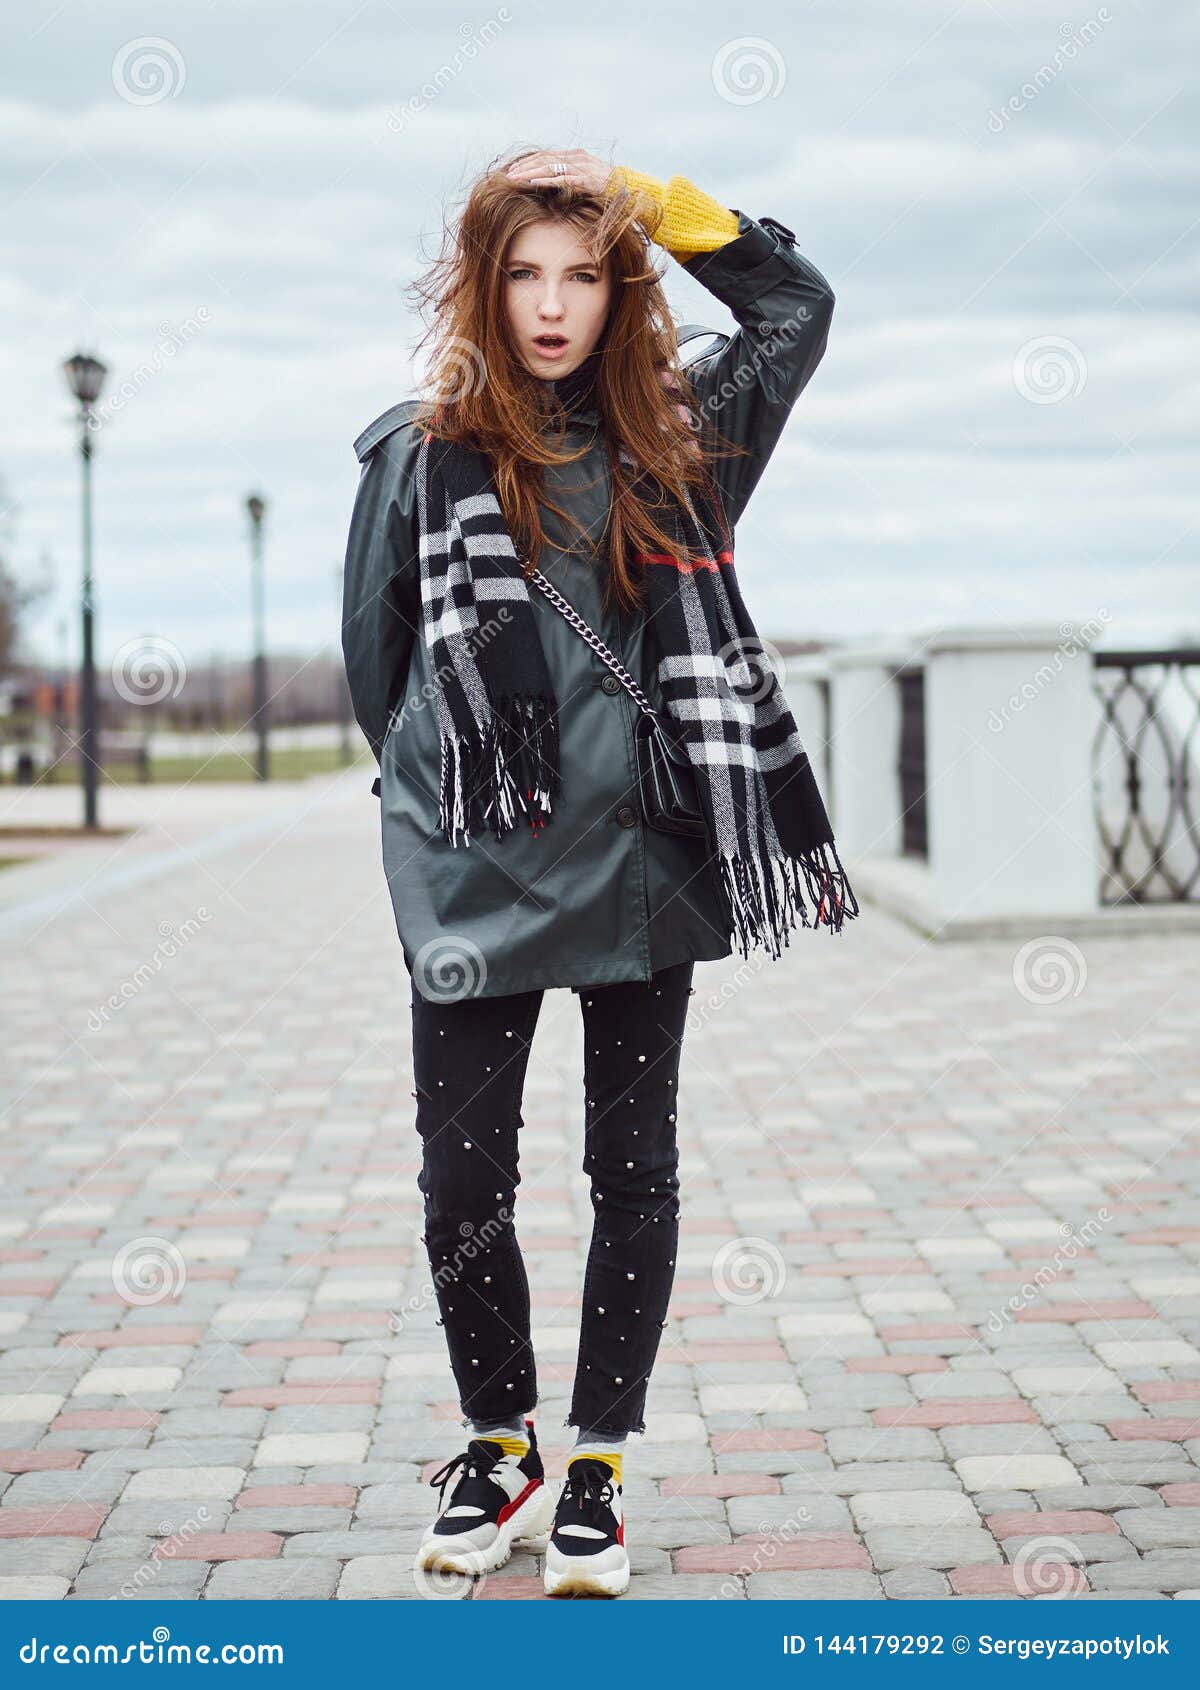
925;626;1096;921
826;641;913;857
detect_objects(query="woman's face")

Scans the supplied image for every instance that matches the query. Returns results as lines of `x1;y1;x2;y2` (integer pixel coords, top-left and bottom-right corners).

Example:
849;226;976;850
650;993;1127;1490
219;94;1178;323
502;217;612;381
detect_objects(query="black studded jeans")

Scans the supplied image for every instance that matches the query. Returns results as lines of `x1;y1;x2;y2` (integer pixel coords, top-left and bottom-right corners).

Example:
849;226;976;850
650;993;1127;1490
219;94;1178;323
409;959;694;1438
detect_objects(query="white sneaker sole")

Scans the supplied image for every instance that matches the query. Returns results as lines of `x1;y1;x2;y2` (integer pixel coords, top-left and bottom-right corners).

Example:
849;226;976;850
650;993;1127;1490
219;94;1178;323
417;1480;557;1577
544;1545;631;1598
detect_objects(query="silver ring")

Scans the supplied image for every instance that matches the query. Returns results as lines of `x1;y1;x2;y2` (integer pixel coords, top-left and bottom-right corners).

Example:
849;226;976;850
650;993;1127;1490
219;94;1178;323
553;161;566;176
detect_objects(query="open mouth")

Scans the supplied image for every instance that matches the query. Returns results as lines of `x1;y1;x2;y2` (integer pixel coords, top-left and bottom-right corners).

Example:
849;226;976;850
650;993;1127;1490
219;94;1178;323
533;334;568;349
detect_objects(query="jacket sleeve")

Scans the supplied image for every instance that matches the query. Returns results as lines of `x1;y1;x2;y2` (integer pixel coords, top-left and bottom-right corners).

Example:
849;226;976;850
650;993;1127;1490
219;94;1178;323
677;211;835;529
341;426;422;793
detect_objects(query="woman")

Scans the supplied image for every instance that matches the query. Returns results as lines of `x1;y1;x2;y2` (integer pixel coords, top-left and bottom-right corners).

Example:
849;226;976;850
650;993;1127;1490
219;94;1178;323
341;147;856;1598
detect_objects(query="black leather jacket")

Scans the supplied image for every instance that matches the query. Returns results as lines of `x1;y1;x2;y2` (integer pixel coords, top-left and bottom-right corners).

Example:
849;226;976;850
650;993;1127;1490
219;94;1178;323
342;210;834;997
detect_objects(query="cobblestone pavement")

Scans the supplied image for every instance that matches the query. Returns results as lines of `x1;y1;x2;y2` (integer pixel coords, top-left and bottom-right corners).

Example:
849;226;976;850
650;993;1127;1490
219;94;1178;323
2;772;1200;1601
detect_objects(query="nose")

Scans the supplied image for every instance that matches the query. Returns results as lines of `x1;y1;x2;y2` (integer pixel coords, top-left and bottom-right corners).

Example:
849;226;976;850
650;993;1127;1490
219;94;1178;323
536;290;565;322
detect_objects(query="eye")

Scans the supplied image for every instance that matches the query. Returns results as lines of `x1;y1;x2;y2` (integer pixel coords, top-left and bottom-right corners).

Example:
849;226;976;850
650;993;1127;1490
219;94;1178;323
508;266;534;280
573;271;600;283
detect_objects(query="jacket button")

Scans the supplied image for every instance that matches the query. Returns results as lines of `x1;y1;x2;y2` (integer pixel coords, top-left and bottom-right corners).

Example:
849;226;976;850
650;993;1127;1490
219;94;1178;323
601;673;621;694
616;805;638;828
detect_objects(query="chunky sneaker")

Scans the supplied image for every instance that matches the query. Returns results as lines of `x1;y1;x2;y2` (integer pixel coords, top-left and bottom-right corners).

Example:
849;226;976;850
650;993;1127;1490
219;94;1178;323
417;1420;555;1576
543;1457;630;1597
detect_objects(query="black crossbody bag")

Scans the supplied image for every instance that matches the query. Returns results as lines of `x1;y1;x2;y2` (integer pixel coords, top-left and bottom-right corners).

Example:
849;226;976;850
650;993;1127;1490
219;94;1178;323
527;567;711;842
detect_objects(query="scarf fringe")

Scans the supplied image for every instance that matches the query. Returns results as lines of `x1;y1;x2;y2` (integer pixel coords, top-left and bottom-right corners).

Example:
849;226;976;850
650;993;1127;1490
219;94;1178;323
719;840;861;958
438;692;561;847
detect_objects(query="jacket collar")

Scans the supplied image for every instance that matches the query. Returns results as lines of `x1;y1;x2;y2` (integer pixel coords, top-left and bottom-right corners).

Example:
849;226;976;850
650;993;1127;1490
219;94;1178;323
541;348;602;429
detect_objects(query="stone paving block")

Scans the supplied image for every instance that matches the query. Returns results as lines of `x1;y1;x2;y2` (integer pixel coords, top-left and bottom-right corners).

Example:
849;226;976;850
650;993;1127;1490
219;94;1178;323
3;1468;127;1505
881;1568;952;1599
955;1455;1081;1492
1082;1461;1198;1488
226;1507;355;1534
951;1563;1090;1596
204;1558;342;1599
850;1490;977;1530
1088;1551;1200;1593
825;1427;942;1463
122;1466;246;1501
254;1433;369;1467
0;1537;92;1577
1114;1507;1200;1550
746;1570;884;1599
864;1525;1002;1572
1036;1483;1163;1513
0;1575;72;1599
812;1462;965;1497
67;1561;209;1599
283;1528;419;1559
727;1494;852;1535
938;1425;1060;1459
337;1555;459;1600
1000;1532;1137;1567
675;1535;871;1574
100;1502;232;1537
621;1572;744;1598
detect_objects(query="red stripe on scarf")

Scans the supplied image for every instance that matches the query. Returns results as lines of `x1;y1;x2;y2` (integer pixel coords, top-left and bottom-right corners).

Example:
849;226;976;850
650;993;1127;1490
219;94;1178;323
634;549;734;572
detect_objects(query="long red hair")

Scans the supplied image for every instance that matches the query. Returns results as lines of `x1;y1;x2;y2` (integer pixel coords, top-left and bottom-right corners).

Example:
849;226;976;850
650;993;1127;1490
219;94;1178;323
406;146;747;614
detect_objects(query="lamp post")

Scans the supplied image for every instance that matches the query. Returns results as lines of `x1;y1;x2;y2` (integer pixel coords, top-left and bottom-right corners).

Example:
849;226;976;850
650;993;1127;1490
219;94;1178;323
245;493;268;781
62;351;108;828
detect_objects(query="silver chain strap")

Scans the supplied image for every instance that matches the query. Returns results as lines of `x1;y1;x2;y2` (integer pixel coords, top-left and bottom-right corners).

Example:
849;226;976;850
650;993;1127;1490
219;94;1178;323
527;566;659;721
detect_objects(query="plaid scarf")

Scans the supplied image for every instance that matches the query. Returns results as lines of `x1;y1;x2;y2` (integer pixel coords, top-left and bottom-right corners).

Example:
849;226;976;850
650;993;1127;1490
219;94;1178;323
412;414;859;956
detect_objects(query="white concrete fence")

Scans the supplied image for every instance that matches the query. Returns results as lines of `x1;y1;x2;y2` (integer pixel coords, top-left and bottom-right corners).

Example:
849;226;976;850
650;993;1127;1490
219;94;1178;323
782;623;1200;940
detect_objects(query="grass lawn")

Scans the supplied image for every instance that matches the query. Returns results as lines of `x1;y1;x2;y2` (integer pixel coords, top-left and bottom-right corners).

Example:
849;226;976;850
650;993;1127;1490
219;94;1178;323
146;745;367;782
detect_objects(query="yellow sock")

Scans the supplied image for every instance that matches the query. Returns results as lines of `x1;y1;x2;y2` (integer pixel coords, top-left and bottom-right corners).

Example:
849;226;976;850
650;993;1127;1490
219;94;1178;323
570;1448;623;1487
487;1432;530;1459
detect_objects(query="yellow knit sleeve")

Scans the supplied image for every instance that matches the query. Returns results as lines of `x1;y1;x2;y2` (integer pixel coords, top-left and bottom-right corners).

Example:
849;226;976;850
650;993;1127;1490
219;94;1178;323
603;167;740;263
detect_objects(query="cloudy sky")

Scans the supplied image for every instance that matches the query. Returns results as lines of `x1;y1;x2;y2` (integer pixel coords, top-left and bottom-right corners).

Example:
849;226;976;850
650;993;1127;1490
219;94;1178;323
2;0;1195;675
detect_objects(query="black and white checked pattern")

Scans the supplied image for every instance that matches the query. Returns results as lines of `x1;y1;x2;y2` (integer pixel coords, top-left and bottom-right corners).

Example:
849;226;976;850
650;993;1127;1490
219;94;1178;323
414;427;858;954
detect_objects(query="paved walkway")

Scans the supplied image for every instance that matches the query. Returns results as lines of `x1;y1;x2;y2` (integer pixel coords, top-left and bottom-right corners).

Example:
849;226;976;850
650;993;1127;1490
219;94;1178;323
2;771;1199;1601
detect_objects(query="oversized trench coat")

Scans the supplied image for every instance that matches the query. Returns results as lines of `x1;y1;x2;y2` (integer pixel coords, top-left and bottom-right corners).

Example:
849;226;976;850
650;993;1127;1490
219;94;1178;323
341;209;835;999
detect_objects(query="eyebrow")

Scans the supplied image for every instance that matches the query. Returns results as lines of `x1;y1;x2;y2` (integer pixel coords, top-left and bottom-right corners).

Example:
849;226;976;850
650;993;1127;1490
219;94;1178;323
506;257;601;270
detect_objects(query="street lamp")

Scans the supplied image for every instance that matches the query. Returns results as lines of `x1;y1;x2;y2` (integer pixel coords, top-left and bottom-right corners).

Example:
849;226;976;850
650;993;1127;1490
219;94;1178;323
245;492;268;781
62;351;108;828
